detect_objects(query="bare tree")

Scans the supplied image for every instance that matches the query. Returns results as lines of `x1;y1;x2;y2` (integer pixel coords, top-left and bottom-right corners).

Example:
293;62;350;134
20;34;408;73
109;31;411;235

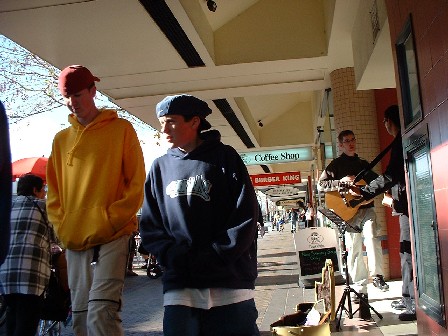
0;35;158;143
0;35;62;122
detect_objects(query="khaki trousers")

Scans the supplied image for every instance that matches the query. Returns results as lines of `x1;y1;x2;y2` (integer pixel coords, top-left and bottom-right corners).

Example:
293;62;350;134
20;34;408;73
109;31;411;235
345;207;384;294
66;235;129;336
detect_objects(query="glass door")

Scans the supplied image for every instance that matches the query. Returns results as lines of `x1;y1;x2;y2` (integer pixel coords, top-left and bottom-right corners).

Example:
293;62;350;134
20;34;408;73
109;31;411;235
406;132;445;326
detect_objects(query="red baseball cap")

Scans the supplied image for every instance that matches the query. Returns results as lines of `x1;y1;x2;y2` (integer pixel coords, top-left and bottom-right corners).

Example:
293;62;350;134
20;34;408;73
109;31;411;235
58;65;100;96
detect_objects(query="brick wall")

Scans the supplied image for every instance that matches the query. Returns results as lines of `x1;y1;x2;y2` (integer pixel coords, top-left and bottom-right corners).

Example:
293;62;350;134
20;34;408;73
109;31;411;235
386;1;448;334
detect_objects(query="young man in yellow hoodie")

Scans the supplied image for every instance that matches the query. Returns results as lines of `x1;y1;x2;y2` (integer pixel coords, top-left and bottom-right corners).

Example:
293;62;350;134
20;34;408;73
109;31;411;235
46;65;146;335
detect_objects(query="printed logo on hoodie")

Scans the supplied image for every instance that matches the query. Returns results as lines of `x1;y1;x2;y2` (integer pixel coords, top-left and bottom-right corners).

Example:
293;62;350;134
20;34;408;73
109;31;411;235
166;175;212;201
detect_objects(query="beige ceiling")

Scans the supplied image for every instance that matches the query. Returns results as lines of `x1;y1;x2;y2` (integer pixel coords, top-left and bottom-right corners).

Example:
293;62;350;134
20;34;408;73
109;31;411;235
0;0;395;203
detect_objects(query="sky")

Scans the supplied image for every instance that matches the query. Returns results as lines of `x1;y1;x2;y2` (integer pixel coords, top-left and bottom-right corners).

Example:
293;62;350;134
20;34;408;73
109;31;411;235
8;105;169;173
9;107;68;162
2;34;168;172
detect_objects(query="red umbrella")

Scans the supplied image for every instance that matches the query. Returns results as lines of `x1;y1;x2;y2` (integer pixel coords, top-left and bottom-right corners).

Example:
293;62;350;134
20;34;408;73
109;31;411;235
12;157;49;181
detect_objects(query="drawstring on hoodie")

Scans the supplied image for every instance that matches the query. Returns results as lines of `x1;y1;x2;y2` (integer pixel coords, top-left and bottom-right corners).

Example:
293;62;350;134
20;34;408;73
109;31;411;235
67;126;84;166
91;245;101;265
65;109;115;166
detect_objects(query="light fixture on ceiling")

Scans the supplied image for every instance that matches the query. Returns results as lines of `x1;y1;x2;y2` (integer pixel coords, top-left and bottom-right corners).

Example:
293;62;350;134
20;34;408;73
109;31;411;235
207;0;217;12
258;120;264;127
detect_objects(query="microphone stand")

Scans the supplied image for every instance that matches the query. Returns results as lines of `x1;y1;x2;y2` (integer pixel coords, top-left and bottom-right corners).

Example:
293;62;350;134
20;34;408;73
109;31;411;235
318;208;383;330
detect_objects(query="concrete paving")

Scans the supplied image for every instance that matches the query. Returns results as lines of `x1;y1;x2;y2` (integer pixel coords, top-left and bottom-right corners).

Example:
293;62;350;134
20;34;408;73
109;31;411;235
1;224;417;335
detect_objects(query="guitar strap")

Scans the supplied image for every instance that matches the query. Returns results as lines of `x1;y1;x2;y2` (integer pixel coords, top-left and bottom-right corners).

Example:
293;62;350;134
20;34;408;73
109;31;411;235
353;135;399;183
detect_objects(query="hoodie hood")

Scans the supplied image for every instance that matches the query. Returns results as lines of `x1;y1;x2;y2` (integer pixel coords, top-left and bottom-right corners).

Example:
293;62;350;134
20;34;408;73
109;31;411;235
66;109;117;165
167;129;222;159
68;109;118;130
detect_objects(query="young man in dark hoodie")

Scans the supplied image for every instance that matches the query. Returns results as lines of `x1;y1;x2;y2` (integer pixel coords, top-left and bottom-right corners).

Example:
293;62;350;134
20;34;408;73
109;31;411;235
139;94;260;336
351;105;415;321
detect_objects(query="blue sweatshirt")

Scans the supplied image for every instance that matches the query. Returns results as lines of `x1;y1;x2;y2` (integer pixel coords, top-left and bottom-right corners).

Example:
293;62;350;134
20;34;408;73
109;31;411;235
140;130;258;292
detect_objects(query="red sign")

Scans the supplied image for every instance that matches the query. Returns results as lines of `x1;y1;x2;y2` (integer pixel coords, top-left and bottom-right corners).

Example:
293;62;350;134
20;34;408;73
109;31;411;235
250;171;302;186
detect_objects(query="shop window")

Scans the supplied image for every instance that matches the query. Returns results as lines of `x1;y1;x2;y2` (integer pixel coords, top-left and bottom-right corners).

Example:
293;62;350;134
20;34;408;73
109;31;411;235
406;129;445;326
396;16;423;131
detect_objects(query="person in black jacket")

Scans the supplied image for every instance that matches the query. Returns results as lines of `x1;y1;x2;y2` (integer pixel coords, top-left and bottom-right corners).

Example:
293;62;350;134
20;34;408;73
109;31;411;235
0;100;11;266
0;174;54;336
353;105;415;321
139;94;260;336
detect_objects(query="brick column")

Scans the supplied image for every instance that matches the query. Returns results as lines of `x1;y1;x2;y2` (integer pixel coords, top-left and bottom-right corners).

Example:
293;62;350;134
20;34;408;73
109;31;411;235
330;67;389;280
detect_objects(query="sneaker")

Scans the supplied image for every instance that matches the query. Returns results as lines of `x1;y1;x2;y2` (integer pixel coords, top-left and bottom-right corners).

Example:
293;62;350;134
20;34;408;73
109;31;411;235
372;275;389;291
398;310;416;321
391;298;407;310
358;294;371;320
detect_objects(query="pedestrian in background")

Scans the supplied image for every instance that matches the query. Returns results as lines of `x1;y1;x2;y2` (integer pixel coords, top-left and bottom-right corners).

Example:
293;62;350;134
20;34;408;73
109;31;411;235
290;209;299;233
139;94;260;336
0;174;54;336
258;206;265;238
126;232;139;277
305;202;315;228
46;65;146;335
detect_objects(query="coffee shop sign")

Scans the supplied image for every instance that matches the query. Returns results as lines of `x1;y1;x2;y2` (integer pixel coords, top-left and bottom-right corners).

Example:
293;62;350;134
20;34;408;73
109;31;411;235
239;147;312;166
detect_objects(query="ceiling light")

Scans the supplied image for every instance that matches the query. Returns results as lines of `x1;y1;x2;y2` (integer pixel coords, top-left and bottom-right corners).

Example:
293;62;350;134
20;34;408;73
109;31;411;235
207;0;217;12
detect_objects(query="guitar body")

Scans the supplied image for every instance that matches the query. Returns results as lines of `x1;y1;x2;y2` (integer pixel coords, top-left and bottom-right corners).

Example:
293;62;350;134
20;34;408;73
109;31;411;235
324;181;374;221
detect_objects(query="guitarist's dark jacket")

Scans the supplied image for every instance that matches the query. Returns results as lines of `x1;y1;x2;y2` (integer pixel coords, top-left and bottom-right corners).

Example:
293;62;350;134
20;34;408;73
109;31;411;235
359;136;408;216
318;153;375;210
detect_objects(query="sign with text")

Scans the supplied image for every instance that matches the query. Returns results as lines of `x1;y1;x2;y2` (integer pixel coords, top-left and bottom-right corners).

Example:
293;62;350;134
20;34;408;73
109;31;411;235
294;227;341;279
265;187;301;197
250;171;302;186
240;147;312;166
299;248;338;276
276;199;304;207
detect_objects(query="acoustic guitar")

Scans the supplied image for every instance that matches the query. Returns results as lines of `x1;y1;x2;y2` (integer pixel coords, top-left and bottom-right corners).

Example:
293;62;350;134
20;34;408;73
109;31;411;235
324;180;374;221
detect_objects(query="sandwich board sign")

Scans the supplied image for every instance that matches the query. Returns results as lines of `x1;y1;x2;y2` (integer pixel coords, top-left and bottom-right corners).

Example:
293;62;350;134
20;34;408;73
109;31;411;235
293;227;342;287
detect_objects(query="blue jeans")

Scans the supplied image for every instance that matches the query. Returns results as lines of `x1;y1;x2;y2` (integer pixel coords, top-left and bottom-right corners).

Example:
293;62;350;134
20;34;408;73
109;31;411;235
399;215;414;300
163;299;260;336
291;220;297;232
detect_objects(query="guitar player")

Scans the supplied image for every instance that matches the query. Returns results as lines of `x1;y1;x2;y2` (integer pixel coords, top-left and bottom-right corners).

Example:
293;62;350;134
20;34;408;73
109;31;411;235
318;130;389;319
350;105;415;321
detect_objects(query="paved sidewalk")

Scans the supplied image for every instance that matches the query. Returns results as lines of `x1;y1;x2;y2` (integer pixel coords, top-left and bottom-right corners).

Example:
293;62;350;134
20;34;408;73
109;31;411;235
40;227;303;335
1;225;417;335
255;227;305;334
